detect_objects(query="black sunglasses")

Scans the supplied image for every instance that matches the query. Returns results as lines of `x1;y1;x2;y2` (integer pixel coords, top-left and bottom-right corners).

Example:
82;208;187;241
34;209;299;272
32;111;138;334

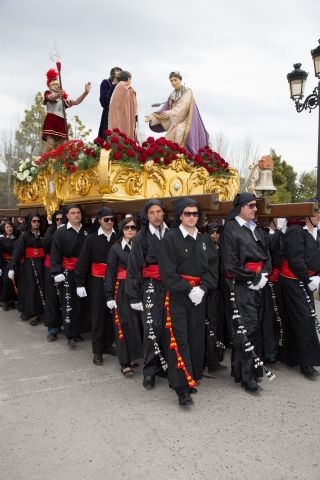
183;211;199;217
56;217;63;221
103;217;114;223
31;219;40;223
123;225;137;231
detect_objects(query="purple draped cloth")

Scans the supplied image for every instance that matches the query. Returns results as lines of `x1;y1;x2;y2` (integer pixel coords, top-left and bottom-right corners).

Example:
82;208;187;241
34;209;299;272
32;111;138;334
149;97;209;155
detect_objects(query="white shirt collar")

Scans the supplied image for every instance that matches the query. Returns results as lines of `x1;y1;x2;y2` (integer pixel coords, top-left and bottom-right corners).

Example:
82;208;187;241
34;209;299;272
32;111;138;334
98;226;115;240
149;222;168;239
67;222;82;233
121;238;132;250
268;228;275;235
235;216;256;229
179;224;198;240
303;225;318;240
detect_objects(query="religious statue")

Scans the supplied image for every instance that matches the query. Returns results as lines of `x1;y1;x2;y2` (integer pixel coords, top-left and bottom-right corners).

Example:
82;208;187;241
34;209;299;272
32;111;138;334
42;68;91;151
145;71;209;154
108;71;137;140
98;66;122;137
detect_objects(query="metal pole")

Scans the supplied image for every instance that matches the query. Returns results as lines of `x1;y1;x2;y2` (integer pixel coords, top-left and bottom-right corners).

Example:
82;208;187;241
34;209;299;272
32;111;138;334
317;80;320;202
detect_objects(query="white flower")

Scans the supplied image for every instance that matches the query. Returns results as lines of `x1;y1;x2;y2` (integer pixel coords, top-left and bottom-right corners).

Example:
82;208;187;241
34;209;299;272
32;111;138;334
30;167;36;173
17;173;24;180
27;176;33;182
19;164;23;172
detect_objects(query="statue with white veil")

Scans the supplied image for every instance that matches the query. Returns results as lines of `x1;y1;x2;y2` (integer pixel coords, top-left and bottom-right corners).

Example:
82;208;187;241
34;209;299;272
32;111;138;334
145;71;209;154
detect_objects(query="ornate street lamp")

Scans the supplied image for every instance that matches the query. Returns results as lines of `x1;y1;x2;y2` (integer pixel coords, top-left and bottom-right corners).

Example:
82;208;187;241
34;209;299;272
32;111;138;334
287;39;320;200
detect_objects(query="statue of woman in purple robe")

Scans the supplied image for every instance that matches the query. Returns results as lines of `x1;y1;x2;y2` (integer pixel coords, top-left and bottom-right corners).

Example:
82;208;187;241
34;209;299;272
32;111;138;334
145;71;209;155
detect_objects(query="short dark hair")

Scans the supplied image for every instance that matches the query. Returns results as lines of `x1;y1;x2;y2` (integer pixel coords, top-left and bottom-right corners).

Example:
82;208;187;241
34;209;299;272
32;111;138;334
119;70;132;82
109;67;122;79
169;71;182;80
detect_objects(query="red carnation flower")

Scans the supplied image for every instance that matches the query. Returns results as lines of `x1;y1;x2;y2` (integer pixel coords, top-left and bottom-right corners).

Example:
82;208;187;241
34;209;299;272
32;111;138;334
142;141;148;148
69;165;77;173
111;136;119;144
104;142;111;150
113;128;120;133
123;138;130;145
103;129;112;137
157;148;164;156
213;152;221;160
91;151;97;158
117;144;124;151
147;136;155;143
119;132;127;138
113;151;122;160
94;137;104;146
163;158;171;166
63;161;69;168
147;147;155;156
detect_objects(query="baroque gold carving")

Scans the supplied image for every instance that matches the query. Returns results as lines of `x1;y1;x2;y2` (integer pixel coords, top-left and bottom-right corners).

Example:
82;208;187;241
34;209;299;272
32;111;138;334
68;168;99;196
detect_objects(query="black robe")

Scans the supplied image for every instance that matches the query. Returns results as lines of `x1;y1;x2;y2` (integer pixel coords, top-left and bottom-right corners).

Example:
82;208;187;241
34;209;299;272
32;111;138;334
104;241;143;366
0;236;17;305
50;224;89;338
9;231;45;319
75;230;116;353
220;219;271;383
159;228;219;391
280;225;320;366
125;227;168;378
98;79;117;137
42;225;62;329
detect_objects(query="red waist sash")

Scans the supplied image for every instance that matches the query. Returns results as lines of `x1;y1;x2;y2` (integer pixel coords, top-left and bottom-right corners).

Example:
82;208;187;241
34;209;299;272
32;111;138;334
226;261;264;279
268;267;280;283
62;257;78;270
181;274;201;286
117;267;127;280
3;252;12;261
142;264;161;281
91;263;107;277
280;260;315;280
25;247;45;258
44;254;50;268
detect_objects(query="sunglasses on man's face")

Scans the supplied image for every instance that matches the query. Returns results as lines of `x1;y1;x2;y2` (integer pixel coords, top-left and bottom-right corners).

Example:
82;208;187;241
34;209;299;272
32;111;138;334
123;225;137;231
31;219;40;223
246;203;257;209
103;217;114;223
183;211;199;217
56;217;63;222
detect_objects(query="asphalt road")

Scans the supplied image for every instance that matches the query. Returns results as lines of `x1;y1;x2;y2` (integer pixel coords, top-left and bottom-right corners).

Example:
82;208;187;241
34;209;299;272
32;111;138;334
1;306;320;480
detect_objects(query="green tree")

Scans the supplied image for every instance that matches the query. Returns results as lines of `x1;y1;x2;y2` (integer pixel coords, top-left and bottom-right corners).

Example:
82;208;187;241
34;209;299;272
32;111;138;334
296;170;317;201
269;149;297;203
15;92;46;158
69;115;92;142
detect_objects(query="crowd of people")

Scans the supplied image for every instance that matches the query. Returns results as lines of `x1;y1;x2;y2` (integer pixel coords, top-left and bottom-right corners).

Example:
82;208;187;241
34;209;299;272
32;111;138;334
1;192;320;406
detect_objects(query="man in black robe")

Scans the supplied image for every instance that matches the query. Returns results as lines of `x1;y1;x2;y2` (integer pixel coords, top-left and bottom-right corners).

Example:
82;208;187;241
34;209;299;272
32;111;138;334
50;204;89;348
220;193;271;392
98;66;122;138
125;199;169;389
159;198;219;406
279;212;320;377
75;207;117;365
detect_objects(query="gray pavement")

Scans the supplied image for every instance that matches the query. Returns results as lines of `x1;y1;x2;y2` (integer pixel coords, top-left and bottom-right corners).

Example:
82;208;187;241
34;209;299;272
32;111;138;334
1;306;320;480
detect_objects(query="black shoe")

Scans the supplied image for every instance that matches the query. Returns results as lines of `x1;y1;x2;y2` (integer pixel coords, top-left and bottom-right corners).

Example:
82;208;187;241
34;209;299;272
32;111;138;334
265;355;277;364
208;363;228;372
143;376;155;389
104;346;117;356
300;365;320;378
30;317;40;326
189;387;198;394
93;353;103;365
241;380;259;392
68;338;77;349
74;335;84;342
178;392;194;406
157;369;168;378
47;333;58;342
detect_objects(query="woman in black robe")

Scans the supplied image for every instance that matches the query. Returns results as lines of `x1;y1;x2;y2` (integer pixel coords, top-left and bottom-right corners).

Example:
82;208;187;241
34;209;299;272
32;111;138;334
8;214;45;325
43;211;64;341
0;221;18;310
104;217;143;375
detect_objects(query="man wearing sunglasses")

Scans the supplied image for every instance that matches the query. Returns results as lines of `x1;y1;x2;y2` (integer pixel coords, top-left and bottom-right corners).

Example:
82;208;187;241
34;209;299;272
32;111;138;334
126;199;169;389
220;192;271;392
76;207;117;365
50;204;89;348
159;198;219;406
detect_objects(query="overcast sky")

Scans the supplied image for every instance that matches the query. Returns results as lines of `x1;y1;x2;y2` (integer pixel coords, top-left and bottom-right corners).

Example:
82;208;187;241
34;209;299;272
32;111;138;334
0;0;319;174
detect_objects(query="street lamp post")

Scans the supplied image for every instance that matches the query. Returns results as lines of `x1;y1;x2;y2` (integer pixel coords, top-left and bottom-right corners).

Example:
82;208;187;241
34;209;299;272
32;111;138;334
287;39;320;201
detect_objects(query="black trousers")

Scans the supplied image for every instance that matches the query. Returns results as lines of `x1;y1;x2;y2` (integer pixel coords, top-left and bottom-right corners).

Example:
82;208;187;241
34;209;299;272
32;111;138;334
206;287;225;366
279;276;320;366
60;270;89;339
231;282;263;383
141;278;168;377
44;267;62;329
89;276;115;354
168;291;206;391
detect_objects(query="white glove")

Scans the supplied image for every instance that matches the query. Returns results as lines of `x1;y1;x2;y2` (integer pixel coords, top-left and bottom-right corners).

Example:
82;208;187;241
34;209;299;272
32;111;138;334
76;286;87;298
54;274;65;283
188;286;205;306
248;273;268;290
308;276;320;292
107;300;117;310
130;302;144;311
0;269;2;277
8;270;15;280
